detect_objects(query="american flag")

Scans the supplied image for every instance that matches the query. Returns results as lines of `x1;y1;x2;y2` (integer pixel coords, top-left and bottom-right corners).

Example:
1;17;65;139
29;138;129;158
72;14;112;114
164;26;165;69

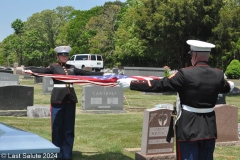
25;71;161;87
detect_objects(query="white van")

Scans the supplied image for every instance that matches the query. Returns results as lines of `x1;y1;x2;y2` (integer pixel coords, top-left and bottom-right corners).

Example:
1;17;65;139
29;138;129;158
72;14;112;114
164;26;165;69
67;54;104;71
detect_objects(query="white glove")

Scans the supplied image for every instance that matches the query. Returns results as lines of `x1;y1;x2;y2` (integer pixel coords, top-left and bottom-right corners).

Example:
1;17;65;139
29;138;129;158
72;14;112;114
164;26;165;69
103;73;114;76
23;70;33;74
227;81;234;92
117;78;137;89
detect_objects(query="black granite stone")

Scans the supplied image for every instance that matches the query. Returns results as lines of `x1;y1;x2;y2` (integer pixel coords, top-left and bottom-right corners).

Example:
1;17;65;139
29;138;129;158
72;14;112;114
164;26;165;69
0;85;34;110
216;94;226;104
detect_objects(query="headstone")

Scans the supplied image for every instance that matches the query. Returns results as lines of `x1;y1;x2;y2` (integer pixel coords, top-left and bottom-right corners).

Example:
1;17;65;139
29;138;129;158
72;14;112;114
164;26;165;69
23;73;32;79
34;76;43;84
42;77;53;94
136;108;175;160
27;106;51;118
0;86;33;110
124;67;165;77
13;62;18;68
0;69;13;74
0;66;5;70
0;73;19;86
82;85;124;111
112;68;118;74
140;108;174;155
216;94;226;104
0;122;59;160
15;66;24;75
214;104;239;142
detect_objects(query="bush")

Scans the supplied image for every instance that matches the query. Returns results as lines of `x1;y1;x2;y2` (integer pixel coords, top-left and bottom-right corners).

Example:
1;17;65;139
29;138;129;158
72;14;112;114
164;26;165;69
163;66;171;77
225;59;240;79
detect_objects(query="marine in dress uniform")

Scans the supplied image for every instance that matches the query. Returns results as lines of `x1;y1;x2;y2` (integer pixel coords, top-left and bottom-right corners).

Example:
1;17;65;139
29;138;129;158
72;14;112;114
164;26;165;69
117;40;234;160
30;46;103;160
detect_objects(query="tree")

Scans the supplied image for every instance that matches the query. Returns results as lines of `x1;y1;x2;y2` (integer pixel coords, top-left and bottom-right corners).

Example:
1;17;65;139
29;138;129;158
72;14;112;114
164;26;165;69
114;0;148;67
24;7;74;66
115;0;223;69
0;35;20;66
213;0;240;69
86;2;123;67
65;7;102;55
11;19;24;65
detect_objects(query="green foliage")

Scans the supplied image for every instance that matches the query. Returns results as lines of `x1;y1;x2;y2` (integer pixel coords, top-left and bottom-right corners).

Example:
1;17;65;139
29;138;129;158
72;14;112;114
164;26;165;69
66;8;100;55
11;19;24;34
163;66;171;77
225;59;240;79
212;0;240;69
86;2;123;67
114;0;223;68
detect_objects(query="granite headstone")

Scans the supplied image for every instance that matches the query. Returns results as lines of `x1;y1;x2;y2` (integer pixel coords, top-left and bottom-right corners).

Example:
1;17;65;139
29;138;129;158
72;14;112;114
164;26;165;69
0;86;33;110
0;73;19;86
140;108;174;155
13;62;18;68
27;106;51;118
214;104;239;142
82;85;124;111
136;108;175;160
42;77;53;94
112;68;118;74
0;68;13;74
216;94;226;104
15;66;24;75
124;67;165;77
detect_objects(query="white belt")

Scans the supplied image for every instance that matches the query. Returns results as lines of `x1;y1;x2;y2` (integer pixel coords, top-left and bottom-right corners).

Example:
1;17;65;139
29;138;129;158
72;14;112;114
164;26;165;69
182;104;214;113
54;84;73;88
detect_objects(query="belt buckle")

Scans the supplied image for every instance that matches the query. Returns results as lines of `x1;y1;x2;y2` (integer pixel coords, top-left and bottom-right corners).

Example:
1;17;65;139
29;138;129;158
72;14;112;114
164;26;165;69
66;84;70;87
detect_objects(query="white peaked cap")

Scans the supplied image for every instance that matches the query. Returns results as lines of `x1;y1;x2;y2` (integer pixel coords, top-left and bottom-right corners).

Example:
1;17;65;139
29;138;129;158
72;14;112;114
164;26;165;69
54;46;72;53
186;40;215;52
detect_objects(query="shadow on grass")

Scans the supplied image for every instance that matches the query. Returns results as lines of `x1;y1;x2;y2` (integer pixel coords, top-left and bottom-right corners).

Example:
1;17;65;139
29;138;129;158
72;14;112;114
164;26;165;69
72;151;134;160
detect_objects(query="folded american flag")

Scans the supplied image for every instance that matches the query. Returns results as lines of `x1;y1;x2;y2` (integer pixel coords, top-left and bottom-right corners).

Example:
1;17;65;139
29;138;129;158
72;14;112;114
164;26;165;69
25;71;161;87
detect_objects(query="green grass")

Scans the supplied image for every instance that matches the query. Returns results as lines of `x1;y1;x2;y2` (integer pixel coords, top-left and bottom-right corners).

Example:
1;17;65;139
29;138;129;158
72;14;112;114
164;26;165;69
0;77;240;160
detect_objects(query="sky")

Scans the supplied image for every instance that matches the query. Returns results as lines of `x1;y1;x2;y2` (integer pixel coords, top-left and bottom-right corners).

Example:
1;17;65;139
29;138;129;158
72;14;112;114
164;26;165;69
0;0;126;42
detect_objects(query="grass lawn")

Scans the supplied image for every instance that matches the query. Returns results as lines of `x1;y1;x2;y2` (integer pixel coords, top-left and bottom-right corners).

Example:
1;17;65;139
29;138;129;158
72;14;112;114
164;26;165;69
0;77;240;160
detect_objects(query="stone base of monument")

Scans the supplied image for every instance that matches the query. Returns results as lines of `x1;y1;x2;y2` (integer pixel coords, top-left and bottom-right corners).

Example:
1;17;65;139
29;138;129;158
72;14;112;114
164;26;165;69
81;110;126;114
135;152;176;160
216;141;240;146
0;110;27;116
27;106;50;118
